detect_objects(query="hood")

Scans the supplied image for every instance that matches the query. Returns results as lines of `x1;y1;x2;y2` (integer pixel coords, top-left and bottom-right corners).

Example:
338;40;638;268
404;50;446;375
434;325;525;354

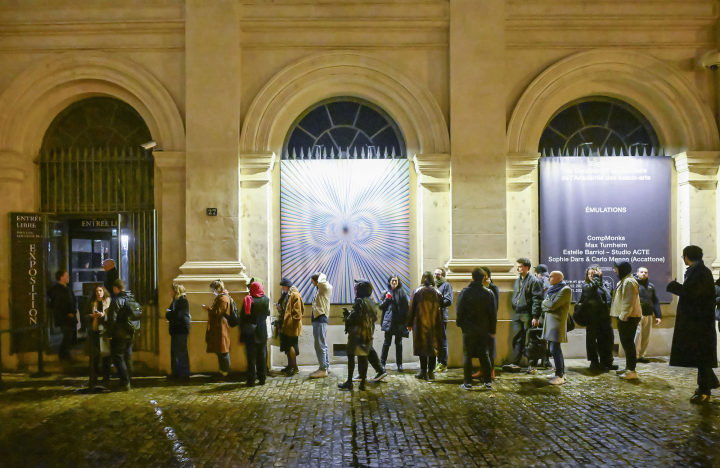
535;264;548;275
316;273;328;285
354;279;373;299
614;261;633;280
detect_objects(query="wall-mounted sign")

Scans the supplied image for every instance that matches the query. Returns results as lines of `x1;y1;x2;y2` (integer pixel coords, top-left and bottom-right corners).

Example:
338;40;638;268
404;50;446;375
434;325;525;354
206;208;218;216
69;218;118;230
539;157;672;302
10;212;47;353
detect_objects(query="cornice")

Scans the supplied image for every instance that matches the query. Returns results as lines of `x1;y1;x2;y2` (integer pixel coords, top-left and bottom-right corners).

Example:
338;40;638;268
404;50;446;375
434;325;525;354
240;152;275;188
506;152;540;191
674;151;720;191
445;258;517;282
413;153;450;192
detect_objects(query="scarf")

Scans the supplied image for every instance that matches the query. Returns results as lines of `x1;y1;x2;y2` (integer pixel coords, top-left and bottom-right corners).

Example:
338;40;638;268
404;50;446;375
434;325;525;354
243;281;264;315
547;281;566;295
436;277;446;287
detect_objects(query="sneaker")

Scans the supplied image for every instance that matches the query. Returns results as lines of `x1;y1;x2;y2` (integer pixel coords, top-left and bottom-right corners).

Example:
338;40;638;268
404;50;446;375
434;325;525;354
483;383;493;391
459;383;472;390
615;368;628;375
428;371;435;380
525;367;537;375
352;375;362;382
502;364;522;373
435;363;447;373
310;369;328;379
548;376;565;385
619;371;638;380
637;357;650;364
690;393;710;404
373;370;388;382
605;364;619;371
415;371;428;381
286;366;298;376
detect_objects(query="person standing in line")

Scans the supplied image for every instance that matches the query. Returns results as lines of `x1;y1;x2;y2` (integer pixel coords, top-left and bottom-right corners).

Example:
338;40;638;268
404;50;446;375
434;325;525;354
48;269;78;362
339;280;378;391
610;261;643;380
579;266;616;372
278;277;302;376
241;281;270;387
166;283;191;380
203;280;231;378
106;280;141;391
457;268;496;391
434;268;453;372
535;264;551;292
103;259;120;298
407;271;445;381
379;275;410;372
473;267;498;381
535;271;571;385
634;267;662;363
667;245;719;404
503;258;544;373
86;285;112;382
310;273;332;378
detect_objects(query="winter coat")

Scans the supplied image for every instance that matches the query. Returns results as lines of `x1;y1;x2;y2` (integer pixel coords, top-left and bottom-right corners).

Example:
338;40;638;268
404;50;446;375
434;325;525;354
636;277;662;318
49;283;77;327
379;286;409;336
166;296;191;335
105;291;141;340
541;285;571;343
436;280;453;322
511;274;544;319
282;287;303;337
407;285;445;357
578;277;611;323
85;296;111;356
311;273;332;320
241;295;270;344
456;281;497;335
345;297;377;356
487;283;500;313
667;260;718;368
610;275;642;321
104;267;120;298
205;294;231;354
715;284;720;322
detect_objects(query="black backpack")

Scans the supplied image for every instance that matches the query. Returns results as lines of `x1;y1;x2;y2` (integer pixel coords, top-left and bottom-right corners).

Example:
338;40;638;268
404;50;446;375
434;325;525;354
226;296;240;328
120;297;142;332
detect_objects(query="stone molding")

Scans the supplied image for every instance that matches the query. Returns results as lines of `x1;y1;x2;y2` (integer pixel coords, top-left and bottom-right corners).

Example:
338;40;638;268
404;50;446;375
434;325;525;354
413;153;450;191
674;151;720;191
0;51;185;157
506;152;540;191
0;151;30;182
175;261;249;293
239;152;275;188
507;50;720;156
240;51;450;158
445;258;516;281
154;151;186;182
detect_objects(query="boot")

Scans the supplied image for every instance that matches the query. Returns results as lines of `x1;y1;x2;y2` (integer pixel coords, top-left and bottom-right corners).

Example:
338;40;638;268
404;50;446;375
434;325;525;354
338;380;353;391
415;371;428;381
358;379;366;391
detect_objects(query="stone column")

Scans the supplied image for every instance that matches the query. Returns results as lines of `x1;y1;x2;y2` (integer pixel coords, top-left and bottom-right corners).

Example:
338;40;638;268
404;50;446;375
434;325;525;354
447;0;513;282
176;0;247;372
675;152;720;280
413;154;451;273
154;151;186;374
0;152;34;370
506;152;541;265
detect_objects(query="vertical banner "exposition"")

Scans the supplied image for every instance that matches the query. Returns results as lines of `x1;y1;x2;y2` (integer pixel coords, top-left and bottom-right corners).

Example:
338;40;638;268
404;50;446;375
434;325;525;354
539;157;672;302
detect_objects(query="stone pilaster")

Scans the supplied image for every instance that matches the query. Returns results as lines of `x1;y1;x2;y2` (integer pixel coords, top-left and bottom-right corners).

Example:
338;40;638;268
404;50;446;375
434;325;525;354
674;152;720;277
414;153;451;273
506;152;541;267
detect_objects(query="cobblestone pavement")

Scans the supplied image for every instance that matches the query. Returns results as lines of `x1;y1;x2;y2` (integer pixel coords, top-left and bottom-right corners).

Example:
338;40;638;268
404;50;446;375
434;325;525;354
1;358;719;468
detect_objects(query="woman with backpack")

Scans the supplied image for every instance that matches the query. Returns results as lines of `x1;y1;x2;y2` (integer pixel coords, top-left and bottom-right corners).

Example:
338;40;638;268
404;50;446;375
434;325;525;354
241;281;270;387
578;266;616;373
203;280;232;377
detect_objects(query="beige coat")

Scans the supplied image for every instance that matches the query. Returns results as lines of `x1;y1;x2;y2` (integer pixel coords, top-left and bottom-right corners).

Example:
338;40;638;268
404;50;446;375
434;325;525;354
610;276;642;321
541;286;571;343
206;294;231;354
282;287;304;337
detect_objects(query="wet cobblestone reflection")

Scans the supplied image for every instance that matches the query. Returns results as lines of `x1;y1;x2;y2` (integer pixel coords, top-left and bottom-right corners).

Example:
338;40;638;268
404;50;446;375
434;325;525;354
1;358;719;467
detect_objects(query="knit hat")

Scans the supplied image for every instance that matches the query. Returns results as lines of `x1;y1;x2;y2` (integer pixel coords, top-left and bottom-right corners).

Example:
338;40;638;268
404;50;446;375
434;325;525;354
535;264;549;274
280;277;293;287
354;279;373;299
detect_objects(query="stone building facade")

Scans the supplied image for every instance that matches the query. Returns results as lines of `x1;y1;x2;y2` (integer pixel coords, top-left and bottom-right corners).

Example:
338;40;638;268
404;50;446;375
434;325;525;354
1;0;719;373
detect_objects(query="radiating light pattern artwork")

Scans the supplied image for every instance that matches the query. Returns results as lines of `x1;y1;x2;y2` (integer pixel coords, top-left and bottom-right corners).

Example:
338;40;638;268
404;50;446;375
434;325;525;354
281;159;410;304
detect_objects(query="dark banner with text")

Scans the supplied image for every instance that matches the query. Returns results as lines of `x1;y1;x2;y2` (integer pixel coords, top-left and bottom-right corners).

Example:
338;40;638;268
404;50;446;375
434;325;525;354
539;157;672;302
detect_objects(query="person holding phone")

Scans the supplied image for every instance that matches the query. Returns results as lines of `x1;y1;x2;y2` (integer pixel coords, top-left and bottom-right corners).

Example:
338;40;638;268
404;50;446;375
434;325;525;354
379;275;409;372
166;283;191;380
203;280;231;377
579;265;616;372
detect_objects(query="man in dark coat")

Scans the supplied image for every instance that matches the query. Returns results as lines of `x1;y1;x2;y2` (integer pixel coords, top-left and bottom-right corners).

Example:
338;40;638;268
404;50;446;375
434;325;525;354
103;259;120;298
106;279;142;391
667;245;719;404
48;269;78;361
504;258;544;372
634;266;662;363
457;268;496;390
434;268;453;372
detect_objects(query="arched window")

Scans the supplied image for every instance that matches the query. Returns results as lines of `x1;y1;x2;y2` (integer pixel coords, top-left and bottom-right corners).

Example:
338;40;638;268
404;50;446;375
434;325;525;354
539;97;660;156
284;98;406;159
39;97;154;213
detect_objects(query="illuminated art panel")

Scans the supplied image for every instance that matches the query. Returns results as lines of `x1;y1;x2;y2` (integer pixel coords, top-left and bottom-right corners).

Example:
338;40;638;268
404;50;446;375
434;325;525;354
280;159;410;304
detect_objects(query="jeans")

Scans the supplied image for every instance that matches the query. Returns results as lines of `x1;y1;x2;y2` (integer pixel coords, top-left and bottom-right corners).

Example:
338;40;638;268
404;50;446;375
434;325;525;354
463;332;491;385
170;334;190;377
312;320;330;370
381;331;403;367
244;338;267;384
634;315;653;358
549;341;564;377
59;325;75;360
698;366;719;395
217;353;231;373
111;338;133;386
368;347;384;374
438;322;448;366
616;317;641;372
510;314;532;365
586;316;615;367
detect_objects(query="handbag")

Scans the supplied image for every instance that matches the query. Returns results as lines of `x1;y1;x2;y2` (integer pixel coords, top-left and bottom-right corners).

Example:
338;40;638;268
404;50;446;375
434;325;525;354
572;302;589;327
566;312;576;332
268;317;280;347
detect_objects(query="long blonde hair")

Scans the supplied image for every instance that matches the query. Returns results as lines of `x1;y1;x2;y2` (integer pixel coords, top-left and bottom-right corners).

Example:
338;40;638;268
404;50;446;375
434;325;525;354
210;280;225;294
173;283;187;299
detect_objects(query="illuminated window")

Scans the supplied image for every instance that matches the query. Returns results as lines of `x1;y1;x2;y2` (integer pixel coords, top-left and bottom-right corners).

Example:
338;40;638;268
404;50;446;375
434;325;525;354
284;98;406;159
